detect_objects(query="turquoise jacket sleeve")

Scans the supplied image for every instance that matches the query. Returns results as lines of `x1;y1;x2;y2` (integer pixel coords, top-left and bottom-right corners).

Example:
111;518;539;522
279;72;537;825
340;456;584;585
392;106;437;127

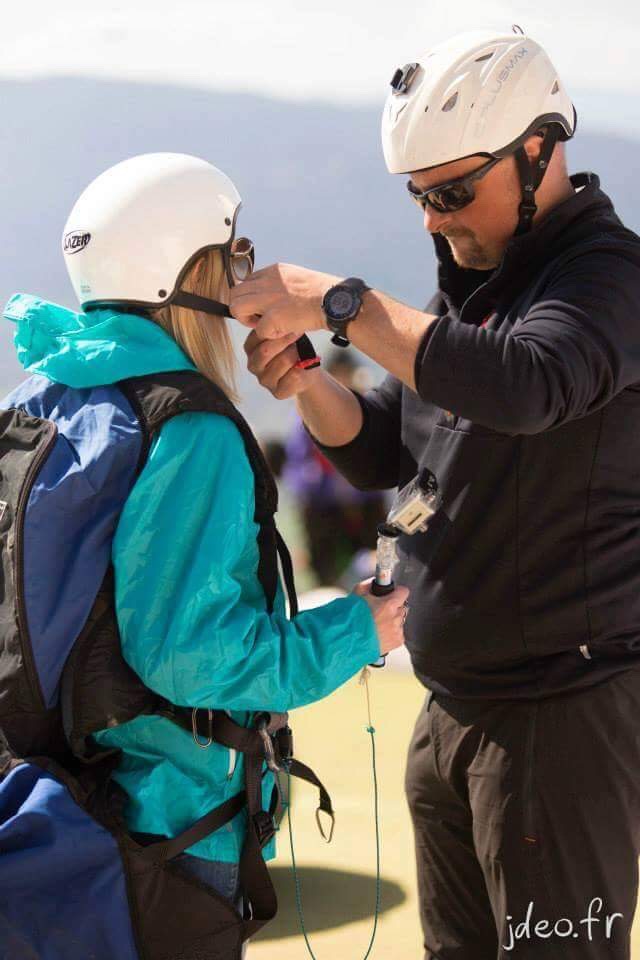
112;411;380;713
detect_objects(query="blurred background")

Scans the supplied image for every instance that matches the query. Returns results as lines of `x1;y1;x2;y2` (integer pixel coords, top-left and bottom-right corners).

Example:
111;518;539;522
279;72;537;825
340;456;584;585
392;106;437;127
2;2;639;955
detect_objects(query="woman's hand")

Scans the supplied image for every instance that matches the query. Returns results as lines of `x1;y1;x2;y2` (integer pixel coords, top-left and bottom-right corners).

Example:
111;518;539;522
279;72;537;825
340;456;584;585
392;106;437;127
352;579;410;656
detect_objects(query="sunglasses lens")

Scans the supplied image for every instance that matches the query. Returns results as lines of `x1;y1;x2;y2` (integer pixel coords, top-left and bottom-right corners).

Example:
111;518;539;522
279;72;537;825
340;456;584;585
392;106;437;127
230;237;254;283
429;183;474;213
231;256;252;282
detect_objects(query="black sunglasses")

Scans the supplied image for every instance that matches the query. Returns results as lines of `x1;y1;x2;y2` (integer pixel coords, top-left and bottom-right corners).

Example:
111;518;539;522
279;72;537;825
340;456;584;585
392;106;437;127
407;156;501;213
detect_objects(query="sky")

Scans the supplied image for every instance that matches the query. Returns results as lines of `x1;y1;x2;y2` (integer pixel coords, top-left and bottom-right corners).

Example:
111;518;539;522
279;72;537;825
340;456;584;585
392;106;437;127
3;0;639;115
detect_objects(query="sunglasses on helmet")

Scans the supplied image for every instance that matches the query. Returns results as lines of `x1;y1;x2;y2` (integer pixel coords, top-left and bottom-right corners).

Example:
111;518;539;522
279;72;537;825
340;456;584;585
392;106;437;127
226;236;255;284
407;156;501;213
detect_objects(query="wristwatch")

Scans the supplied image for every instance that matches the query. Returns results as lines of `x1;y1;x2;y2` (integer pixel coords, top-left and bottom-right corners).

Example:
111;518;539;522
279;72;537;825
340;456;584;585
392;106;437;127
322;277;370;347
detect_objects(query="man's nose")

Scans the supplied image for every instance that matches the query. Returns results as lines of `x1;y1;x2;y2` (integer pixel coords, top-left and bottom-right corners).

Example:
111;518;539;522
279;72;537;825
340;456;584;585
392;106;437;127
423;205;452;234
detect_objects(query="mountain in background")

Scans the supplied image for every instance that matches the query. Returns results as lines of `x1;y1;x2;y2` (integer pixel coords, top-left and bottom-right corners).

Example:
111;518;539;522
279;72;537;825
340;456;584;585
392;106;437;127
1;77;639;435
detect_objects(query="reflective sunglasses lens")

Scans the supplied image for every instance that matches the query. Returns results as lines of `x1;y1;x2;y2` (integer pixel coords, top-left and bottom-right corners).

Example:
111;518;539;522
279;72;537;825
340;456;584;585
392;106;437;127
230;237;254;282
429;182;474;213
231;256;252;282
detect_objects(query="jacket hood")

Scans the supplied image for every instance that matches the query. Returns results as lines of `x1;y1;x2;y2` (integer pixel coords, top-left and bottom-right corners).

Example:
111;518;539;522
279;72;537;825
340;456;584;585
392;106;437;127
4;293;196;389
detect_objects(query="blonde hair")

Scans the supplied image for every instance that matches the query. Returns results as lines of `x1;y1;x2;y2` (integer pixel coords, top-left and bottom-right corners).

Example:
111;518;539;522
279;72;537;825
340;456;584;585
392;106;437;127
150;248;239;402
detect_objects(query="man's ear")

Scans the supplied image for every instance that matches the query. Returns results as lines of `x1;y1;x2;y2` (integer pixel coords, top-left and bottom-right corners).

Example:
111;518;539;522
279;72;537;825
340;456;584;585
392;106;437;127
522;127;548;163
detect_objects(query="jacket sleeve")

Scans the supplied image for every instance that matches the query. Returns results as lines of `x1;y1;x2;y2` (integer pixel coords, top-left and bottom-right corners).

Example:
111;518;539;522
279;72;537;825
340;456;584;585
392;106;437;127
309;373;403;490
112;412;379;714
415;248;640;435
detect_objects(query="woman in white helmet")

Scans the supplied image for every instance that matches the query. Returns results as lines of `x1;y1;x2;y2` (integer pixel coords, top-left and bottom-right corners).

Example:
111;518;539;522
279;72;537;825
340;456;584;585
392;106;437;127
0;152;408;958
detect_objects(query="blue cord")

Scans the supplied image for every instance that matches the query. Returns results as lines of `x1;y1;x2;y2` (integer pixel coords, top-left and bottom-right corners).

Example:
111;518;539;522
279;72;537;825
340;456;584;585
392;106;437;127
279;722;382;959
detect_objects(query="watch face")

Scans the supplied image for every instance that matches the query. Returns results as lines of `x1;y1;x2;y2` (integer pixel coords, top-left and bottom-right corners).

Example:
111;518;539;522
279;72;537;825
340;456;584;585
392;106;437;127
328;287;357;320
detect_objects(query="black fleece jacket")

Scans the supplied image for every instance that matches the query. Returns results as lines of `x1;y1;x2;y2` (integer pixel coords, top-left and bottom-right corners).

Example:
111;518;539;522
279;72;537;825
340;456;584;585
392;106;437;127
315;173;640;699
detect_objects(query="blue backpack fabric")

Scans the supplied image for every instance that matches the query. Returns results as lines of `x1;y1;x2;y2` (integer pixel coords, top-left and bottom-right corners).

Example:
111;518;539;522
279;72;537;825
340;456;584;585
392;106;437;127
0;366;330;960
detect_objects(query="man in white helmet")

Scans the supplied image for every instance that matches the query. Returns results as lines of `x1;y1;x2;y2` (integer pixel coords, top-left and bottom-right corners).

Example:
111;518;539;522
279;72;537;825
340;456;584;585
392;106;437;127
232;30;640;958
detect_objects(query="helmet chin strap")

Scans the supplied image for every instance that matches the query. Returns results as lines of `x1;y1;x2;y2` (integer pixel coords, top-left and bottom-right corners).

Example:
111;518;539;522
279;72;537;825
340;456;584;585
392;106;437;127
513;126;560;236
172;290;231;317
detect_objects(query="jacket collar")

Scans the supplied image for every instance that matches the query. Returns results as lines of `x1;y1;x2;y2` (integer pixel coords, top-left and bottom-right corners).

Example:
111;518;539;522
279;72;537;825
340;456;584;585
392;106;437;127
432;172;620;311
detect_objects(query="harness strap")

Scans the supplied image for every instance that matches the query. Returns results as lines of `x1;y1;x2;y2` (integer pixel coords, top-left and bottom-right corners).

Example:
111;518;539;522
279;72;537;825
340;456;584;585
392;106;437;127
287;759;333;821
143;790;248;863
276;528;299;618
167;707;287;756
239;751;280;937
136;708;333;938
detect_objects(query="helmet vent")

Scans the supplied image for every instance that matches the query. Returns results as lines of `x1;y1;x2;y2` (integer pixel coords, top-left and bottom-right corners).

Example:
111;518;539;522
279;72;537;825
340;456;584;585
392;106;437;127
551;80;560;95
475;53;493;63
442;92;459;112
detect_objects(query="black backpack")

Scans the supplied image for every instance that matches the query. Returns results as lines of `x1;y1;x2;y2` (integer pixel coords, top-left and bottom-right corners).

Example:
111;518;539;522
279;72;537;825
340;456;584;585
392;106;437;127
0;369;332;960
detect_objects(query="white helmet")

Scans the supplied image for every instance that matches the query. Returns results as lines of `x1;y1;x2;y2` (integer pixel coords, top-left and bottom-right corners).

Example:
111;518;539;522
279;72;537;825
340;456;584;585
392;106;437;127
382;29;576;175
62;152;242;311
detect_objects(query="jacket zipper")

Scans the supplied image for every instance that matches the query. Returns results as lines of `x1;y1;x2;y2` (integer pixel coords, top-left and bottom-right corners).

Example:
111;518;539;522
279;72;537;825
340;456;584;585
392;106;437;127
15;420;58;709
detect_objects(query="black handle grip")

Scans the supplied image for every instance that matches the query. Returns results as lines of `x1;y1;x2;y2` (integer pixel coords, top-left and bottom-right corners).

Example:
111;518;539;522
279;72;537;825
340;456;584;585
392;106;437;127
369;577;394;666
371;579;394;597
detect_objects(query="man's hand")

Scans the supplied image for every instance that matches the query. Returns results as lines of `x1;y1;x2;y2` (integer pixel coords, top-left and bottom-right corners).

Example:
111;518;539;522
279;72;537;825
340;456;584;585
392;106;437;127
230;263;341;340
244;330;323;400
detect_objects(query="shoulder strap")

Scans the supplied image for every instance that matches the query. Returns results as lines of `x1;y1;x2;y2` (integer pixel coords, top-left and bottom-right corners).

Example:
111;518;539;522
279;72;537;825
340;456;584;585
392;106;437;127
118;370;287;613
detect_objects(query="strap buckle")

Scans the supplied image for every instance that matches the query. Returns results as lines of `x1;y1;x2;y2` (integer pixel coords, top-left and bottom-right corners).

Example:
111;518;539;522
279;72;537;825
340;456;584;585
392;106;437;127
253;810;276;846
191;707;213;749
275;725;294;763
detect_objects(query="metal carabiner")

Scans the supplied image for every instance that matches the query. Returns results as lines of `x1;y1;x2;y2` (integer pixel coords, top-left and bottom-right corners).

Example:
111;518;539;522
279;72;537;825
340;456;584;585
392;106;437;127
257;716;281;773
192;707;213;749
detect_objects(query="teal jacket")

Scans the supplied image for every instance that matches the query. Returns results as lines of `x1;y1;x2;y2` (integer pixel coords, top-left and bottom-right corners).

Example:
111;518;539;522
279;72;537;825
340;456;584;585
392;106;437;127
5;294;380;862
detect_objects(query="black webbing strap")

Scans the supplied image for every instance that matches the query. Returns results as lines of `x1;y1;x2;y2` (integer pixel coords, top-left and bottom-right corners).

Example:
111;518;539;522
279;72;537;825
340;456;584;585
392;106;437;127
514;126;560;236
276;528;299;618
171;291;230;317
239;751;279;937
145;790;247;863
287;759;333;820
167;708;275;755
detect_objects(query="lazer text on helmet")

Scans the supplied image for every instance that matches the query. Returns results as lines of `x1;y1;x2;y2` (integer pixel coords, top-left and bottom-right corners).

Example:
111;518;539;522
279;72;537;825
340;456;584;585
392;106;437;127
63;232;91;255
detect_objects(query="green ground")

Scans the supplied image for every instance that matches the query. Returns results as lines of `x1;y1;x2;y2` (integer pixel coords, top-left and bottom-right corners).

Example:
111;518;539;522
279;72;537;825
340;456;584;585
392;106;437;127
250;669;640;959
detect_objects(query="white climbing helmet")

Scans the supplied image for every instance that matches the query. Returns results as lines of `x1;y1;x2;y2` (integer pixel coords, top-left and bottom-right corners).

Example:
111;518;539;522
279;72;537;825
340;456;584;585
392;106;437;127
62;153;242;309
381;29;576;175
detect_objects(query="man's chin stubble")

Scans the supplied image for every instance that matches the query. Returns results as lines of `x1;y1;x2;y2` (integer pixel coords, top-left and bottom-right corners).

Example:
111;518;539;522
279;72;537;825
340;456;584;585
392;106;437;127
447;239;498;271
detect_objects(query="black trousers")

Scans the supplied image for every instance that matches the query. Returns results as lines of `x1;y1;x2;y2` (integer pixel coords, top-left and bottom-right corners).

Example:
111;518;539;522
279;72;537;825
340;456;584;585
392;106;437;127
405;668;640;959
